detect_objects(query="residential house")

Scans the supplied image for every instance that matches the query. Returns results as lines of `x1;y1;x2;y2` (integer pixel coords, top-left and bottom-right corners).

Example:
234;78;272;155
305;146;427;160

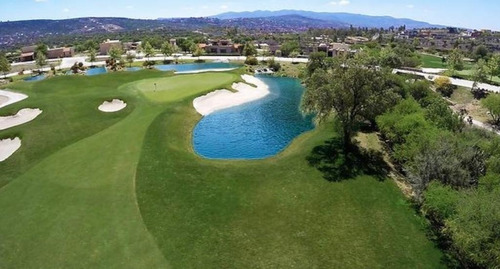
99;39;122;55
201;40;242;55
123;41;142;51
47;47;74;59
19;45;37;62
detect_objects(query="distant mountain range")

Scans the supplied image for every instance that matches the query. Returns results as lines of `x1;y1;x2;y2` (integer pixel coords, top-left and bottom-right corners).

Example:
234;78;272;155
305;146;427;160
212;10;445;29
0;10;446;49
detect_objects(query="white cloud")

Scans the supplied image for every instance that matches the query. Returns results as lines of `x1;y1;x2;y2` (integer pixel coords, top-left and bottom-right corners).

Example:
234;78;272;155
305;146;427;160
220;5;229;9
406;4;415;9
62;8;70;13
126;5;134;10
329;0;350;6
34;0;48;2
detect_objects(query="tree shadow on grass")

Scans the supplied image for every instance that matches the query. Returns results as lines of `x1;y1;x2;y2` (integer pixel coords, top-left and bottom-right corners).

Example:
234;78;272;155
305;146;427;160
306;137;390;182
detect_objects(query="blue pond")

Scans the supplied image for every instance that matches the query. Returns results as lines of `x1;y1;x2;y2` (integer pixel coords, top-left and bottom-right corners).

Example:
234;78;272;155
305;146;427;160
86;67;107;76
193;75;315;159
24;74;46;82
155;62;239;73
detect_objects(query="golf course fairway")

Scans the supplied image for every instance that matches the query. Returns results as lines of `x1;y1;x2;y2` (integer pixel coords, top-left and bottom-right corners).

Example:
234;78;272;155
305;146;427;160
0;70;444;268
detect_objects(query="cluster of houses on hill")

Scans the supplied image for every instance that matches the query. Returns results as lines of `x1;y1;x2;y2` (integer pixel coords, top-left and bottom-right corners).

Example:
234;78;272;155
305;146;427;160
195;38;359;58
392;28;500;53
16;36;363;62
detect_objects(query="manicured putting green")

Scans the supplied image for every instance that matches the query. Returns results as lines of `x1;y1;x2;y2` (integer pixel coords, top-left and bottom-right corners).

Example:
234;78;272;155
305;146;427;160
134;72;238;103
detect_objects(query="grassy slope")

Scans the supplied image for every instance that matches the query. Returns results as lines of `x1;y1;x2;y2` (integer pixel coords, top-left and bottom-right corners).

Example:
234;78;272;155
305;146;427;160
420;54;447;68
136;99;444;268
0;69;443;268
419;53;474;70
0;71;238;268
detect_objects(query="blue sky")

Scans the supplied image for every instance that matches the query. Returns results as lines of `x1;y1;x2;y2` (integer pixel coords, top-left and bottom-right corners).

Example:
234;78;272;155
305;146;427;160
0;0;499;30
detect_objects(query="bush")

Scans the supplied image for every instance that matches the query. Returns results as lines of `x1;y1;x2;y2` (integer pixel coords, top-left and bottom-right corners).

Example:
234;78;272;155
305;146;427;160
143;60;156;68
245;56;258;66
267;58;281;72
194;59;206;63
434;76;456;97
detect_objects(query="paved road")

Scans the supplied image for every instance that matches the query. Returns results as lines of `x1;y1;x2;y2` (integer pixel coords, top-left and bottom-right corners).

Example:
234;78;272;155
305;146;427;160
393;69;500;93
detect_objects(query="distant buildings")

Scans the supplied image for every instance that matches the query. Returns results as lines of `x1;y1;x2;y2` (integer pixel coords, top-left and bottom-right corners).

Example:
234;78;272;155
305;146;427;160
19;46;37;62
200;40;242;55
47;47;74;59
99;39;122;55
19;45;74;62
123;41;141;51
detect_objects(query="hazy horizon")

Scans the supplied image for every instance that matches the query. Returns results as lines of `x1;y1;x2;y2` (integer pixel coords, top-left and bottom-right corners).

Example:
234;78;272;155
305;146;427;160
0;0;499;30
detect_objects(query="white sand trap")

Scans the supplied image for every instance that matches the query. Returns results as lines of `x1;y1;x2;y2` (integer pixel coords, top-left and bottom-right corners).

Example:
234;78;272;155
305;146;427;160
98;99;127;112
0;89;28;109
0;137;21;162
193;74;270;116
0;108;43;131
175;68;237;74
0;96;8;106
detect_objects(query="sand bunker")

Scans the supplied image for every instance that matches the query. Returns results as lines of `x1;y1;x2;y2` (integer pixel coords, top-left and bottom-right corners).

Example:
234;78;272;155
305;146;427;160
0;108;43;131
0;137;21;162
0;96;8;106
98;99;127;112
175;68;237;74
193;75;270;116
0;89;28;109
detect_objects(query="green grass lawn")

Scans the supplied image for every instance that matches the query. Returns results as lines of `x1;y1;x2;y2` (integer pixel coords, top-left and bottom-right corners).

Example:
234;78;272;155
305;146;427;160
419;53;474;71
0;70;444;268
420;53;447;68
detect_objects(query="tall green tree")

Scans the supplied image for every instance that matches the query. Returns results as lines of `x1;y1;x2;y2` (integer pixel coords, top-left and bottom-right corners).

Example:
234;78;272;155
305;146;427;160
144;41;155;62
482;94;500;125
88;48;97;67
242;42;257;56
143;41;154;61
280;41;300;57
108;46;123;62
192;46;205;61
35;53;47;71
126;52;135;67
36;43;48;57
305;52;329;77
0;54;11;78
302;54;389;150
473;45;489;61
472;59;489;83
487;53;500;80
161;41;174;61
448;49;464;72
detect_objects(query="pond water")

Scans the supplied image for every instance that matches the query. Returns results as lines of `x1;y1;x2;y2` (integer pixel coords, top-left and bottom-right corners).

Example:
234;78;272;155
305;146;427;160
155;62;239;72
24;74;46;82
86;67;107;76
193;75;315;159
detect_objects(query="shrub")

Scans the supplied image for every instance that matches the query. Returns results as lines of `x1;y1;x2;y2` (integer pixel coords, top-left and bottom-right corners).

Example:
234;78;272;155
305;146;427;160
434;76;456;97
267;58;281;72
245;56;258;66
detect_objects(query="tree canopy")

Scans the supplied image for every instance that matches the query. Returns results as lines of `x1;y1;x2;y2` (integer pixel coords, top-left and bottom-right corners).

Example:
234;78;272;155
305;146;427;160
0;54;11;77
302;53;395;150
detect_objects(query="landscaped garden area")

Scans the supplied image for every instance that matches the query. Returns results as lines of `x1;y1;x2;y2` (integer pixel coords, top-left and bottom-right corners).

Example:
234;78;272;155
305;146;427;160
0;68;445;268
